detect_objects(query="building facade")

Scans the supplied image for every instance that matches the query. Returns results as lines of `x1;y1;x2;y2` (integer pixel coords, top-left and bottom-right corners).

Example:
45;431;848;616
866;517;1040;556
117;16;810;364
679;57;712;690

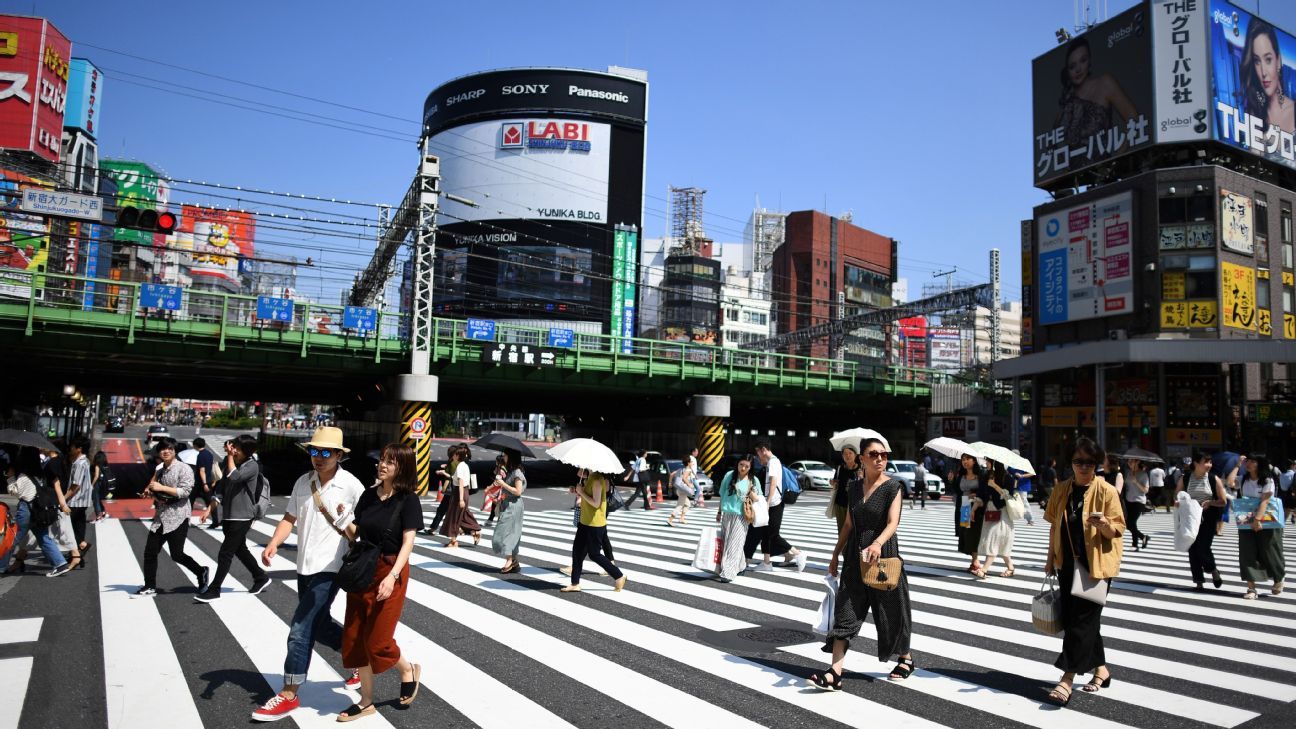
720;267;772;349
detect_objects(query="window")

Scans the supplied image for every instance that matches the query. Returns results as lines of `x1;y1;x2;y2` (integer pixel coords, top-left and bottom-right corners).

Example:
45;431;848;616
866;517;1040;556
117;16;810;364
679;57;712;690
1159;196;1187;224
1284;286;1294;314
1258;280;1271;309
1187;193;1213;222
1256;193;1270;236
1283;202;1293;270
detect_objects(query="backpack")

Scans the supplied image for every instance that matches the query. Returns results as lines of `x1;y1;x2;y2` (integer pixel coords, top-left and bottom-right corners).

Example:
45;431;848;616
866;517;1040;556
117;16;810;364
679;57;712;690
29;477;60;529
780;464;802;504
252;474;272;519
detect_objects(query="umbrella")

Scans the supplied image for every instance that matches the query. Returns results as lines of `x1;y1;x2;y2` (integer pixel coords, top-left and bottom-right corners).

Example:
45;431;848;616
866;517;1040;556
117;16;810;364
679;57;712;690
546;438;623;474
969;442;1035;475
923;436;977;460
472;433;536;458
829;428;891;454
176;448;201;466
0;429;59;453
1120;447;1164;464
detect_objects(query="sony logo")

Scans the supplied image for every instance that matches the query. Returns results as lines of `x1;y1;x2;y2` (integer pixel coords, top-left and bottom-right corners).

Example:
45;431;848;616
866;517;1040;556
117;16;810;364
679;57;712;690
502;84;549;95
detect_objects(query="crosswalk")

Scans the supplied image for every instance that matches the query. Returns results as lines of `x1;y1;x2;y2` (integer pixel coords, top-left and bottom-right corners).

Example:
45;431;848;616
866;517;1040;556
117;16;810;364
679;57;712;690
2;496;1294;729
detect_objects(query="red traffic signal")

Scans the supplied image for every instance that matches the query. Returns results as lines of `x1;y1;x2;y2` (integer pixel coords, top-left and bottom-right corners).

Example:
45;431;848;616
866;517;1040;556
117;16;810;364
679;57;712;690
117;205;178;235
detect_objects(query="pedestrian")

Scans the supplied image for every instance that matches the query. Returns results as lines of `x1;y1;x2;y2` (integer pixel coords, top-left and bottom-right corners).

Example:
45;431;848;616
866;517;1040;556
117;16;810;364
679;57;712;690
252;427;365;722
1176;450;1228;591
1281;459;1296;525
560;468;627;593
40;442;82;571
196;434;270;603
190;437;219;529
666;466;695;527
91;450;113;519
64;434;94;566
1237;455;1285;599
339;443;424;722
1;448;72;576
491;449;526;574
439;443;481;548
622;450;654;511
688;447;704;507
1039;458;1058;505
714;455;758;582
745;440;807;572
811;436;914;690
827;445;860;534
485;454;506;525
912;459;928;509
422;460;452;536
1147;460;1167;513
1122;458;1150;551
136;438;208;597
952;453;986;574
975;462;1017;579
1043;437;1125;706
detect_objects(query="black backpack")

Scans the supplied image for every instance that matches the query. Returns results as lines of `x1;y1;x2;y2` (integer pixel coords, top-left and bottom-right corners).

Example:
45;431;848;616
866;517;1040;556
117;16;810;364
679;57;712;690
29;477;60;529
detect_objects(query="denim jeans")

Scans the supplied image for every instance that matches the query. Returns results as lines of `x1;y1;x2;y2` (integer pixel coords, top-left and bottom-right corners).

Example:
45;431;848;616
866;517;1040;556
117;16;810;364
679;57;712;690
1;500;68;571
284;571;341;685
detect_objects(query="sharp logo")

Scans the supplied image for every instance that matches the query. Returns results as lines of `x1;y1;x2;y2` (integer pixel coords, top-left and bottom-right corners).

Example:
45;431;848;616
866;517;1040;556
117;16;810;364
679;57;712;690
446;89;485;106
499;121;592;152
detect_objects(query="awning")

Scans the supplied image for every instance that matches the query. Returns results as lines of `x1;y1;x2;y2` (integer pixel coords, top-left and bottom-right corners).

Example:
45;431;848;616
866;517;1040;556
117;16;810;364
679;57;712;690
992;338;1296;380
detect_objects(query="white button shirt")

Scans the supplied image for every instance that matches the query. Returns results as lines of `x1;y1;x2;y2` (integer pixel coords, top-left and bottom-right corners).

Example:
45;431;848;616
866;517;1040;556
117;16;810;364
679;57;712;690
284;467;365;576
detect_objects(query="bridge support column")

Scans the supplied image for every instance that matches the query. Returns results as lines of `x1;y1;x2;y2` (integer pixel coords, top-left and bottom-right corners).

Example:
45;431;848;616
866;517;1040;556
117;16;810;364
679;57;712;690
693;395;730;479
397;374;439;496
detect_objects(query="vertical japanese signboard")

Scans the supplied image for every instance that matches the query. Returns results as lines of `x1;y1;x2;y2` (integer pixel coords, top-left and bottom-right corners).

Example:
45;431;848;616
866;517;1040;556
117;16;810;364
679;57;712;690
0;16;71;162
1151;0;1211;143
610;228;625;344
611;225;638;353
1221;261;1257;331
1036;191;1135;325
1220;189;1254;254
1020;219;1034;353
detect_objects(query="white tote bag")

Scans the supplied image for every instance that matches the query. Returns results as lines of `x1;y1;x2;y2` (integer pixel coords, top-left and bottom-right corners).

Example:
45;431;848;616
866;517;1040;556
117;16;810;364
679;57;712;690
750;493;770;528
812;573;838;635
26;511;76;553
1173;491;1202;551
692;526;723;572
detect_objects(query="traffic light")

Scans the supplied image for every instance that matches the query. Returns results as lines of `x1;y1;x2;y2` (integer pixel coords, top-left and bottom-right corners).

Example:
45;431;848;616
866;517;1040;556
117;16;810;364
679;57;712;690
116;205;178;235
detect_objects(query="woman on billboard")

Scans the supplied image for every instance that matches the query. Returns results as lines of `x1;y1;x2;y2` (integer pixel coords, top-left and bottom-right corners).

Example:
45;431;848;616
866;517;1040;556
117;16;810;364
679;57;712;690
1242;19;1296;135
1055;37;1138;148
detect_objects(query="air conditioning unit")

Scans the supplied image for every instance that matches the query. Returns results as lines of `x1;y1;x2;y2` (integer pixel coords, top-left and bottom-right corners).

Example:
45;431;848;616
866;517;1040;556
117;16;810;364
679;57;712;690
1109;329;1128;341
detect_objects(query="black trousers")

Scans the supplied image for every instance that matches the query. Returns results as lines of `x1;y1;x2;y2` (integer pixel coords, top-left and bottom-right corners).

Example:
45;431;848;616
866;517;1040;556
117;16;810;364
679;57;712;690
624;481;652;510
569;523;623;584
190;486;220;527
1188;506;1221;584
142;521;204;589
429;491;451;532
1123;501;1144;545
209;519;266;591
1054;557;1107;674
70;506;89;547
743;502;794;559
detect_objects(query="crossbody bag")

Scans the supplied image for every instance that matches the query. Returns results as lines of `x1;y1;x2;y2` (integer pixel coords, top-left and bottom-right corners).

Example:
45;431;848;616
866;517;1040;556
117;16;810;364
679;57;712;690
336;493;405;594
1063;491;1109;605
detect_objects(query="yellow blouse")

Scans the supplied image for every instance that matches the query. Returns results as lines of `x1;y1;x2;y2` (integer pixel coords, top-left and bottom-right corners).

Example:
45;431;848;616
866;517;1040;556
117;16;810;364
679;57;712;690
580;474;609;528
1044;476;1126;579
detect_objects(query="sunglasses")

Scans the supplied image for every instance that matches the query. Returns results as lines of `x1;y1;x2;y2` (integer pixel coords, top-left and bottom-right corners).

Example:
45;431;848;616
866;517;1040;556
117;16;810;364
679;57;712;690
308;448;335;458
1072;459;1096;467
864;451;889;460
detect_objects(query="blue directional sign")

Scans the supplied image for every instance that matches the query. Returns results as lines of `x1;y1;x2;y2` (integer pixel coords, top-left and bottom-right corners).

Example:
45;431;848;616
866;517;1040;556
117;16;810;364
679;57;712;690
465;318;496;341
343;306;378;332
256;296;295;322
139;284;182;311
547;327;574;348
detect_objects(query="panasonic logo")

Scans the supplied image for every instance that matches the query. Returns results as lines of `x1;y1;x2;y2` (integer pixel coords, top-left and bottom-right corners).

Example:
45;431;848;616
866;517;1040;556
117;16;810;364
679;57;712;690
446;89;485;105
568;85;629;103
502;84;549;95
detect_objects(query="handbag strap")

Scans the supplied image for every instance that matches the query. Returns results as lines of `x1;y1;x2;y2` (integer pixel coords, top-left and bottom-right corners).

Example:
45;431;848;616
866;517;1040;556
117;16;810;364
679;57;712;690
310;474;347;537
377;492;407;544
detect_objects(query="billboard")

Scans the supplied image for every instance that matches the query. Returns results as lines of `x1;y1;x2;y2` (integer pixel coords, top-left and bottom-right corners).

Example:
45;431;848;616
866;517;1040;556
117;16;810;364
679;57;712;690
0;16;71;162
1032;4;1154;186
928;328;964;369
1209;0;1296;169
64;58;102;137
435;118;611;225
1221;260;1257;330
1151;0;1212;143
0;169;52;296
1036;190;1136;325
179;205;256;283
102;160;167;247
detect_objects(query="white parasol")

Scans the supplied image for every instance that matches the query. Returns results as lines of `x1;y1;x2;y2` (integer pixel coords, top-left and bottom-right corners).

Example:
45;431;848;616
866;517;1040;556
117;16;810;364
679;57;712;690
546;438;624;475
969;442;1035;475
176;449;200;466
922;436;979;461
828;428;891;454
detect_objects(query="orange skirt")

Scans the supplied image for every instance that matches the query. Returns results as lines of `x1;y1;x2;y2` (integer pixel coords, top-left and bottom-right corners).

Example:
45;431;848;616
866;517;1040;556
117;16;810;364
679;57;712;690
341;554;409;675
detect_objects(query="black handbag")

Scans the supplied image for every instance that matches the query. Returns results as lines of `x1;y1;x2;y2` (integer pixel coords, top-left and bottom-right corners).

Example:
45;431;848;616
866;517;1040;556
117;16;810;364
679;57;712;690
337;494;406;594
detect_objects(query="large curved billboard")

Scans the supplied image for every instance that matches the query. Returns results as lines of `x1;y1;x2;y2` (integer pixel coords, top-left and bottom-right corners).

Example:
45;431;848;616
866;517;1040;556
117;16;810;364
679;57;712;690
423;68;646;326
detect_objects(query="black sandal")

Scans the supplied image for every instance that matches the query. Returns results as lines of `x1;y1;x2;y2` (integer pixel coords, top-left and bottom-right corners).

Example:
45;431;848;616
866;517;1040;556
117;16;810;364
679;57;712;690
809;668;843;691
399;663;421;705
1047;682;1073;706
337;703;375;722
888;657;915;681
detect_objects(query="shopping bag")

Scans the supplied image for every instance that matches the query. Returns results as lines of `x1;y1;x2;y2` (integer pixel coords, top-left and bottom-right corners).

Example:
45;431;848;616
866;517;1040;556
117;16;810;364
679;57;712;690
750;494;770;528
27;511;76;553
692;526;723;572
958;501;973;528
1003;492;1026;523
1173;491;1202;551
812;573;837;635
1234;496;1285;530
1031;574;1063;635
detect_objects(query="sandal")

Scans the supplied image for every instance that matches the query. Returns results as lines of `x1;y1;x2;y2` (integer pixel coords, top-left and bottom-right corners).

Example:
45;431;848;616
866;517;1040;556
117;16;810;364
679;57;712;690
809;667;843;691
1273;582;1285;596
1047;682;1073;706
559;584;581;593
1081;671;1112;693
473;532;481;546
502;563;521;574
888;657;915;681
337;703;375;722
1244;588;1258;600
999;568;1016;578
972;568;988;580
399;663;421;705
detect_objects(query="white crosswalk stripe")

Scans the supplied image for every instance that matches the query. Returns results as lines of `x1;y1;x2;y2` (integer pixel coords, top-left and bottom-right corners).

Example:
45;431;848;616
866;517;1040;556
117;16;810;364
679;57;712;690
6;498;1293;729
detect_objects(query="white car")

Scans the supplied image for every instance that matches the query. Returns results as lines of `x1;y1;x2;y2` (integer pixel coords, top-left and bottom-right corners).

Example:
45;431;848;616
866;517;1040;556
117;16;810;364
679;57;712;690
788;460;834;490
887;460;943;499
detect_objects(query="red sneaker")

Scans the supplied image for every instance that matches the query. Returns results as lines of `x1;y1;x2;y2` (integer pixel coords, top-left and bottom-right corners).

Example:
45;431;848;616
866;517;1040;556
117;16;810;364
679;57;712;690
345;668;361;688
251;693;300;722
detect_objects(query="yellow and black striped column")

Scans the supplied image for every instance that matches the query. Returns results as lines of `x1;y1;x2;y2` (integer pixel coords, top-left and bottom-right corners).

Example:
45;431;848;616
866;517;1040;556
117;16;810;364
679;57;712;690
401;400;434;496
697;416;725;477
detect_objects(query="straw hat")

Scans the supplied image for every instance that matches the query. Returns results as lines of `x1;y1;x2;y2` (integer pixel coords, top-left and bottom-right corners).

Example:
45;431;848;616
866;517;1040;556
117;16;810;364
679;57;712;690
298;426;350;454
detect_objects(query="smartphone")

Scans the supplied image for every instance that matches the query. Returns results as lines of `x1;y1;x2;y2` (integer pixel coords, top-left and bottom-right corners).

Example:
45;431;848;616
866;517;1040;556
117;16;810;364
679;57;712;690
1089;512;1103;519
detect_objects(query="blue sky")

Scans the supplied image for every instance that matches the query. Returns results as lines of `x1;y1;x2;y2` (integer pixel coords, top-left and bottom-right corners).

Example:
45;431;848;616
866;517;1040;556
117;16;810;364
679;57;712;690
15;0;1296;304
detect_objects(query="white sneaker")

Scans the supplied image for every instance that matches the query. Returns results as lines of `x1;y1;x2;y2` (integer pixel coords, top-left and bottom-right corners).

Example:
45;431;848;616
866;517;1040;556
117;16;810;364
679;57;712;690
795;552;808;573
752;562;774;573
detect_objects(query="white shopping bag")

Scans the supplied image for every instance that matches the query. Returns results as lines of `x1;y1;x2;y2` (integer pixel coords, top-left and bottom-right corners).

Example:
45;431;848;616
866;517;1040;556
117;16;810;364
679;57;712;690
692;526;723;572
1173;491;1202;552
26;512;76;553
812;573;837;635
750;494;770;528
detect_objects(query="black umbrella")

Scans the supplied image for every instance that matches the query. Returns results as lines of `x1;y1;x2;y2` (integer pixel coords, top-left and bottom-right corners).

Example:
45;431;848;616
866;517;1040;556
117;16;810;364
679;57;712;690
1120;447;1164;463
472;433;536;458
0;429;59;453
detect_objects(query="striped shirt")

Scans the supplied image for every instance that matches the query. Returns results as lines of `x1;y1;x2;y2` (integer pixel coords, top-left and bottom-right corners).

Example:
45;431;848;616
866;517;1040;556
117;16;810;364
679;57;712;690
1185;474;1215;502
66;456;94;508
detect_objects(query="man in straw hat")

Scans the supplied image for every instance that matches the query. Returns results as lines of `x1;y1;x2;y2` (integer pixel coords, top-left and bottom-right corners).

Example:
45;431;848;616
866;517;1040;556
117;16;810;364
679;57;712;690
250;426;365;722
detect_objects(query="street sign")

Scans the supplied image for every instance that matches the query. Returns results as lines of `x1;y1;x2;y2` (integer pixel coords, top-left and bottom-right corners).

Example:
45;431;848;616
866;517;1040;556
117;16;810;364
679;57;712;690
256;296;295;322
547;327;574;348
139;284;182;311
409;416;429;440
483;343;556;367
343;306;378;332
465;318;496;341
20;188;104;222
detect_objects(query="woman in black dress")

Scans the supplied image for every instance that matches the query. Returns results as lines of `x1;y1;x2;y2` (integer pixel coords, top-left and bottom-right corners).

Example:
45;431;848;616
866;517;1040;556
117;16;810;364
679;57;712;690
811;436;914;690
